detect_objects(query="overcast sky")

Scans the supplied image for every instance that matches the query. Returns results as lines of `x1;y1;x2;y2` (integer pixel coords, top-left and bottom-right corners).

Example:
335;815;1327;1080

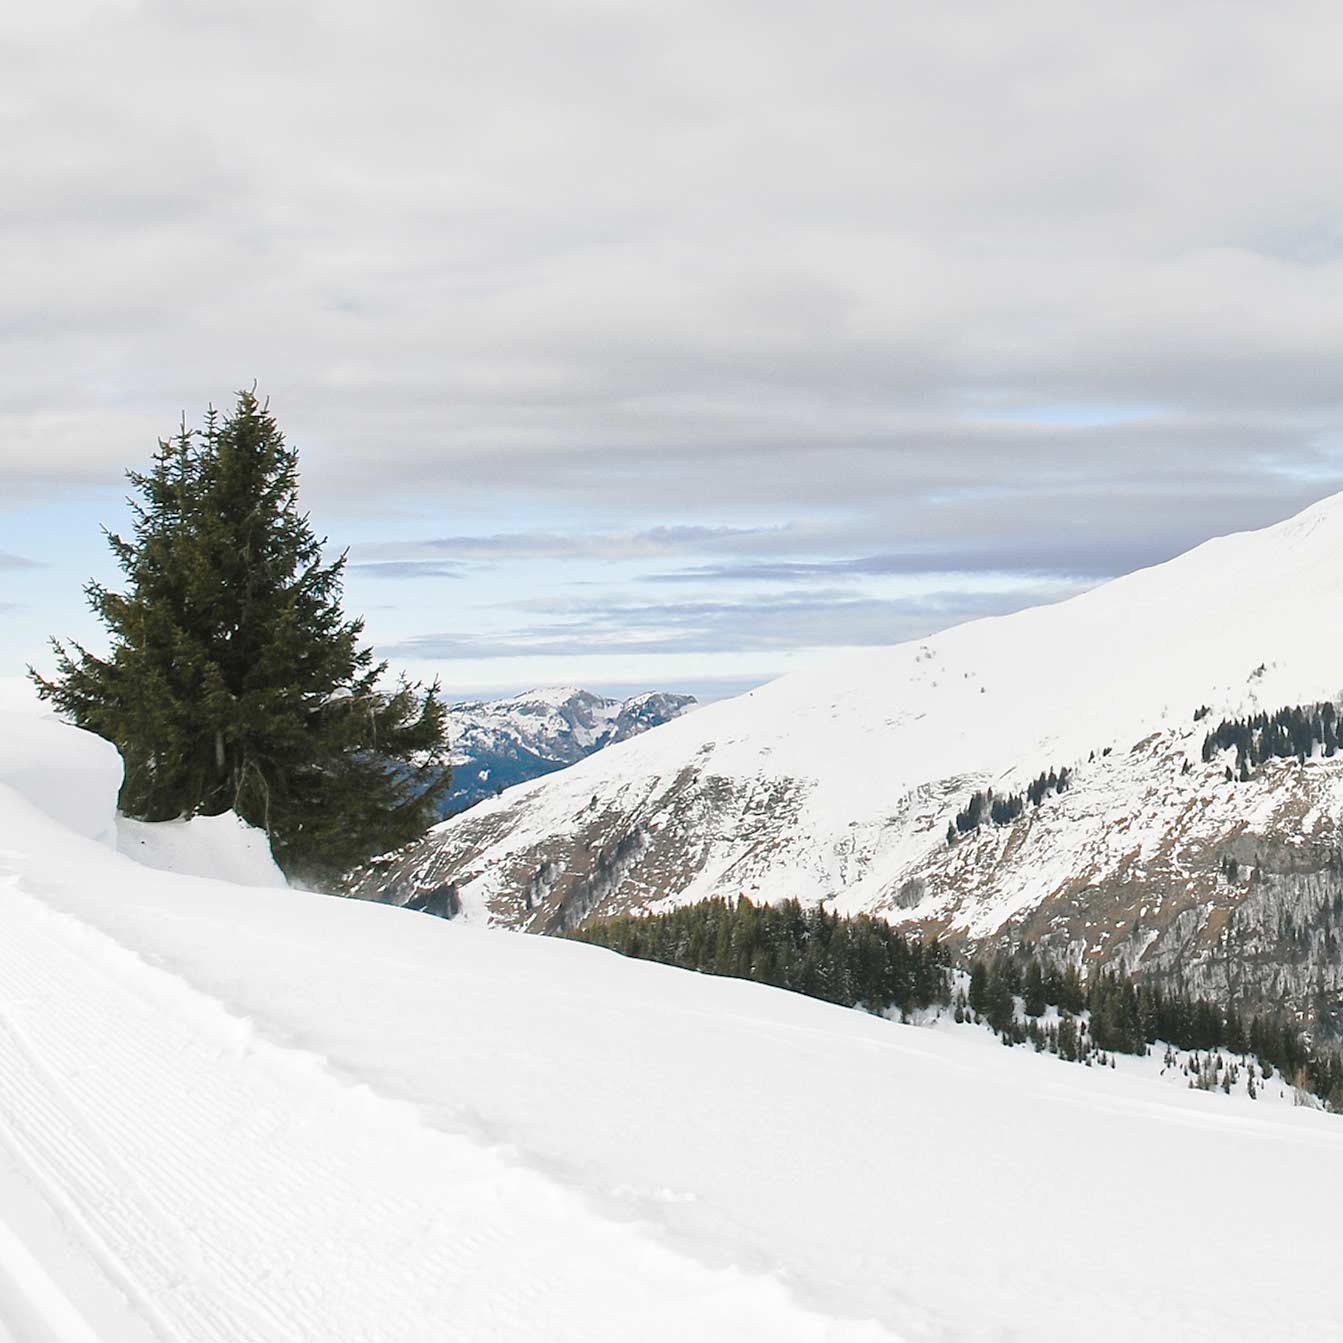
6;1;1343;700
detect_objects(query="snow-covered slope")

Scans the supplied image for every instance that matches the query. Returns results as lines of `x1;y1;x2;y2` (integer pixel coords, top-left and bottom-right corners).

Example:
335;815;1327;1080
435;686;696;816
0;711;120;844
349;492;1343;1021
0;701;286;890
3;715;1343;1341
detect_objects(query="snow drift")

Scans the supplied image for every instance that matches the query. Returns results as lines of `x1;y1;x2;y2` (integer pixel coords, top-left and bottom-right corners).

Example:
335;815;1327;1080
0;711;121;843
0;703;286;889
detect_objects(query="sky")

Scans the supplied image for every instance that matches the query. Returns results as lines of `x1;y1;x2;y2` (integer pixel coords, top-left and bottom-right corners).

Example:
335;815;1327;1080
6;1;1343;702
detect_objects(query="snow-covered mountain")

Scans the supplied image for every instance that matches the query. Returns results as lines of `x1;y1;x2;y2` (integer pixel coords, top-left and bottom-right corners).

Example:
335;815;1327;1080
434;687;696;816
350;491;1343;1029
3;709;1341;1342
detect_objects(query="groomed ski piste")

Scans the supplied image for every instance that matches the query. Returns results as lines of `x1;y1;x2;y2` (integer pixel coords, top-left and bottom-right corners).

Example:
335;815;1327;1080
1;702;1340;1342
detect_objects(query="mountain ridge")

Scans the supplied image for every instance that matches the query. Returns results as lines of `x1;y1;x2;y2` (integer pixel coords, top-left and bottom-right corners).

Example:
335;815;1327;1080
432;686;696;816
349;492;1343;1029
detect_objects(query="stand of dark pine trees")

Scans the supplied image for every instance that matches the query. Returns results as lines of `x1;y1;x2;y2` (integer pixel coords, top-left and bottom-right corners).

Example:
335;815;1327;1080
946;766;1071;845
567;897;950;1016
962;950;1343;1110
573;899;1342;1112
1202;700;1340;775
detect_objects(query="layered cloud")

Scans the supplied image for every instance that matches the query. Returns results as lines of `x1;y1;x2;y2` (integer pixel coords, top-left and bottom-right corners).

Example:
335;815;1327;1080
7;2;1343;685
381;580;1084;661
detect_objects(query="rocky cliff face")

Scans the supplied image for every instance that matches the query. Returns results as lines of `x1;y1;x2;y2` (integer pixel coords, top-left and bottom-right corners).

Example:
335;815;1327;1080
347;494;1343;1032
908;730;1343;1030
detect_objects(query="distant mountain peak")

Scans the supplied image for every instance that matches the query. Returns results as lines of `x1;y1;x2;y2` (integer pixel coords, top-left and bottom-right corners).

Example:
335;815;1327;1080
423;686;696;819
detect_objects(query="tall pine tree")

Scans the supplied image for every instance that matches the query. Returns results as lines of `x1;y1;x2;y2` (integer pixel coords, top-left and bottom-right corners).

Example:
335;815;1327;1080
31;390;451;884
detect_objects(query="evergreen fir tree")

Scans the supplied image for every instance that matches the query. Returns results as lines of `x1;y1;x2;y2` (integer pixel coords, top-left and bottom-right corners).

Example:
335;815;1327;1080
1057;1012;1078;1062
1023;957;1046;1017
31;391;451;884
968;959;989;1018
985;956;1016;1034
567;896;949;1017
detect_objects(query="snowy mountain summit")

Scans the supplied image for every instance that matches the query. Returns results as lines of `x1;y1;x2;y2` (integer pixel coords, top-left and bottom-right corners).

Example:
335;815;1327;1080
434;687;696;816
351;493;1343;1028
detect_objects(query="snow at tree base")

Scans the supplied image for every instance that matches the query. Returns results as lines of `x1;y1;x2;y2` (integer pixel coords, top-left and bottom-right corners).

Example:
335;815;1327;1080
2;707;1342;1341
350;492;1343;1027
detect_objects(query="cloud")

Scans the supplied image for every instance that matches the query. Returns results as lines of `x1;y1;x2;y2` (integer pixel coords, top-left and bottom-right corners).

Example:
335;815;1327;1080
9;3;1343;680
381;582;1077;659
349;561;465;580
0;552;41;571
354;525;778;564
6;4;1343;521
646;548;1121;585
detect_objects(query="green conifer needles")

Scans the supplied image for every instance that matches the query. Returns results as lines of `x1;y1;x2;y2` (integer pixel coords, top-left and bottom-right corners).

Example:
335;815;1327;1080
31;390;451;884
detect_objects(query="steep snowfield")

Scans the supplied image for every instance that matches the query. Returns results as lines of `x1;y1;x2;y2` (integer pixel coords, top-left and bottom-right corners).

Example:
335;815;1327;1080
354;490;1343;942
3;717;1343;1340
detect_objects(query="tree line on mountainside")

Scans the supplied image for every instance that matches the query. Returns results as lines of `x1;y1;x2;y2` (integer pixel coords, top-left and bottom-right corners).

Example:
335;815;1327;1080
962;949;1343;1110
567;896;951;1016
1203;701;1341;778
571;897;1343;1112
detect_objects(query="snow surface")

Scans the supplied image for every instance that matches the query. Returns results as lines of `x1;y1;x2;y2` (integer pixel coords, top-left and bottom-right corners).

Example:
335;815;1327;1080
0;711;119;844
0;681;40;715
413;489;1343;930
115;813;287;889
0;705;286;889
2;718;1343;1341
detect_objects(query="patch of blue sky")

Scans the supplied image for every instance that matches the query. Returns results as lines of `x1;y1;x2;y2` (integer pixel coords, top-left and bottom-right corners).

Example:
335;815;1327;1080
1;487;127;676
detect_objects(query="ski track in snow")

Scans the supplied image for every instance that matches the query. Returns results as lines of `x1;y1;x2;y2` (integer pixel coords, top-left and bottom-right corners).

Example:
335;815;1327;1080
0;869;875;1343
